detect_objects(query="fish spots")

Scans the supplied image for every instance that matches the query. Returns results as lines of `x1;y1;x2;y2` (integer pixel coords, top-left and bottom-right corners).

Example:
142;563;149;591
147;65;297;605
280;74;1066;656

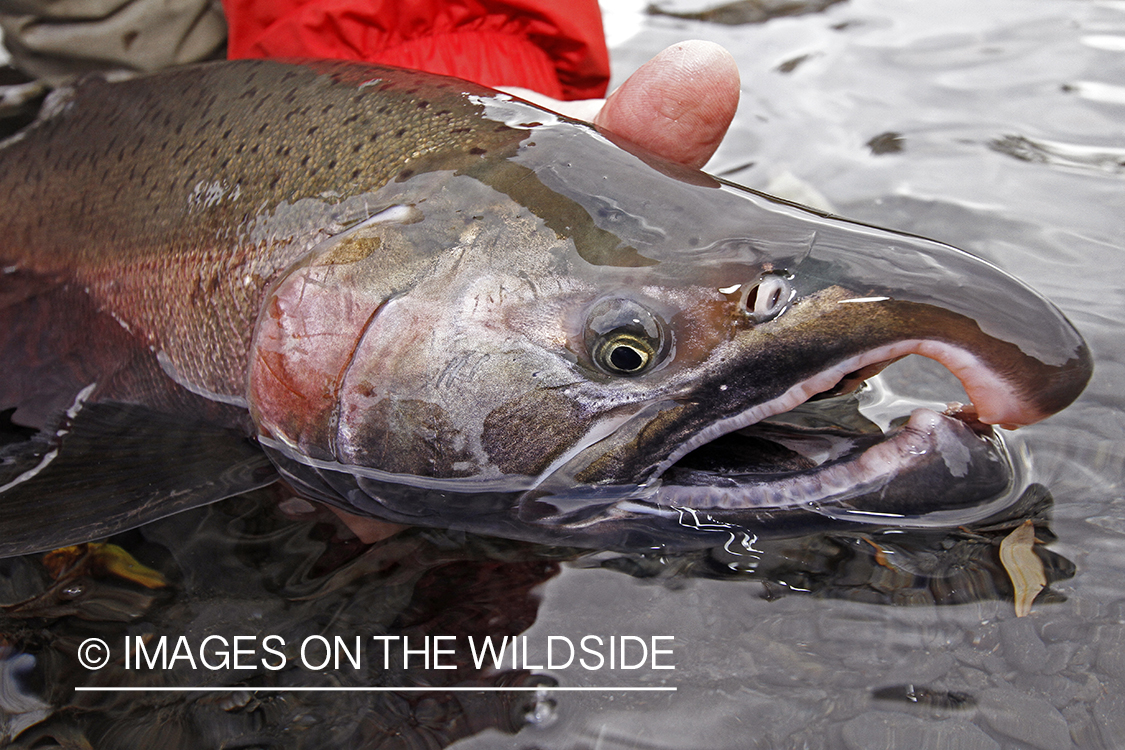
202;271;221;294
469;147;487;155
353;381;377;399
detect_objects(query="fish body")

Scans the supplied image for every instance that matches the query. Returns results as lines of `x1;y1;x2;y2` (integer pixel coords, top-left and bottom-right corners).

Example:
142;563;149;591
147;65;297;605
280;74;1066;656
0;60;1092;555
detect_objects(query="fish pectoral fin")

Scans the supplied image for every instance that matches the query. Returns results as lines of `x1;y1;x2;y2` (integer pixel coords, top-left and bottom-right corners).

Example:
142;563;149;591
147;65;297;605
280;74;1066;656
0;402;277;558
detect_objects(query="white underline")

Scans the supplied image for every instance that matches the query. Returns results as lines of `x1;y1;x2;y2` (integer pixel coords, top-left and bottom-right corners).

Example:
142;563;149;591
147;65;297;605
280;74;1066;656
75;686;676;693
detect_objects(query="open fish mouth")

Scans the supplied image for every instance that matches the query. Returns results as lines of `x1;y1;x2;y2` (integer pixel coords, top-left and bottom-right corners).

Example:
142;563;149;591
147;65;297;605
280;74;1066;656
654;398;1009;521
520;402;1013;548
643;343;1016;523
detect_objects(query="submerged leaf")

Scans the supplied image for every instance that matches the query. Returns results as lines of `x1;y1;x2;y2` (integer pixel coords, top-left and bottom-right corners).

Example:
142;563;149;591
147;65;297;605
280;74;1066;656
43;543;168;589
999;519;1046;616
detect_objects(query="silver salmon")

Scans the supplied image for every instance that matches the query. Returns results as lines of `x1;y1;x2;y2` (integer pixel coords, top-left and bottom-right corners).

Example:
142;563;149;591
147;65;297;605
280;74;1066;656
0;60;1092;555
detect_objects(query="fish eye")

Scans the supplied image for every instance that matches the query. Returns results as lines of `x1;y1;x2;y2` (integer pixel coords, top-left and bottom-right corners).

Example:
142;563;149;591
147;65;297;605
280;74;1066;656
596;334;654;374
584;299;668;377
743;273;793;323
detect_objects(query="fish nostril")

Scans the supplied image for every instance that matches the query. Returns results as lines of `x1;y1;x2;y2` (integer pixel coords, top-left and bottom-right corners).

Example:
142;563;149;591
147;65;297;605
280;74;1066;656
744;274;793;323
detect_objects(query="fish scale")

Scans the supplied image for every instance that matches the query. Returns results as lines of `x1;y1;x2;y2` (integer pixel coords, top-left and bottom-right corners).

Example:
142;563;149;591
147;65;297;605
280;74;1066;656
1;60;525;403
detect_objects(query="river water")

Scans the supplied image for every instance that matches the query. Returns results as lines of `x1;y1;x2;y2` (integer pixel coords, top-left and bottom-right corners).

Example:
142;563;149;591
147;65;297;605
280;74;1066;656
2;0;1124;748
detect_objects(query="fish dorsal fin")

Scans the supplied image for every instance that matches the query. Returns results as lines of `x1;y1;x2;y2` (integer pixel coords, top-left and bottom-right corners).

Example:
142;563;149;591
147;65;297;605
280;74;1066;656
0;401;277;558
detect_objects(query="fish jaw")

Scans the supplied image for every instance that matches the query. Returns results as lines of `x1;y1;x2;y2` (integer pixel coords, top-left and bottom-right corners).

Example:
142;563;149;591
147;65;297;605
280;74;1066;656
578;408;1012;527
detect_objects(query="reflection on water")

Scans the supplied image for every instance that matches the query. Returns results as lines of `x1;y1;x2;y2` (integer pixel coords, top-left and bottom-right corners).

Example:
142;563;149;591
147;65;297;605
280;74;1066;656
4;0;1125;746
589;485;1072;608
1;480;1073;748
2;489;560;747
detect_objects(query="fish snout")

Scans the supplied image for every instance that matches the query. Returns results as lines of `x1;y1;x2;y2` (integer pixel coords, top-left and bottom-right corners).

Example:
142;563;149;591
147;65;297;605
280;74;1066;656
791;288;1093;429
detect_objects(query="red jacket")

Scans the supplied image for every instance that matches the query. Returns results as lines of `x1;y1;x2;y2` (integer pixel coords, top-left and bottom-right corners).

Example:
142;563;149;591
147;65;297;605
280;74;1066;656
223;0;610;100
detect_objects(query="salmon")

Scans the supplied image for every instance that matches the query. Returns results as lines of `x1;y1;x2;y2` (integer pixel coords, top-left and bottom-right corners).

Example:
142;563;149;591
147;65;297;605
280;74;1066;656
0;60;1091;555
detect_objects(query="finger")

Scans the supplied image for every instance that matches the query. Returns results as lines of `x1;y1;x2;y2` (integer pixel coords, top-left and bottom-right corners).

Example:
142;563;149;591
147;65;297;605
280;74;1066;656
593;40;740;169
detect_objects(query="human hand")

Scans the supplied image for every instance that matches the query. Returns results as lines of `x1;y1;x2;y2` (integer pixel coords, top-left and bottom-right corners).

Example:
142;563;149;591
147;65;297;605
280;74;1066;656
503;40;740;170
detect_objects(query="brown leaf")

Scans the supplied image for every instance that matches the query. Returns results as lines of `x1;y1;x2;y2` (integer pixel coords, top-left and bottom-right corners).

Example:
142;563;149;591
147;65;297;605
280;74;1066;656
999;520;1046;617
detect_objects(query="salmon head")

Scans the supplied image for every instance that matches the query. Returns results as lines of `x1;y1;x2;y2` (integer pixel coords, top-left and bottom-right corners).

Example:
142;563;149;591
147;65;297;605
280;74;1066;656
243;81;1089;549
